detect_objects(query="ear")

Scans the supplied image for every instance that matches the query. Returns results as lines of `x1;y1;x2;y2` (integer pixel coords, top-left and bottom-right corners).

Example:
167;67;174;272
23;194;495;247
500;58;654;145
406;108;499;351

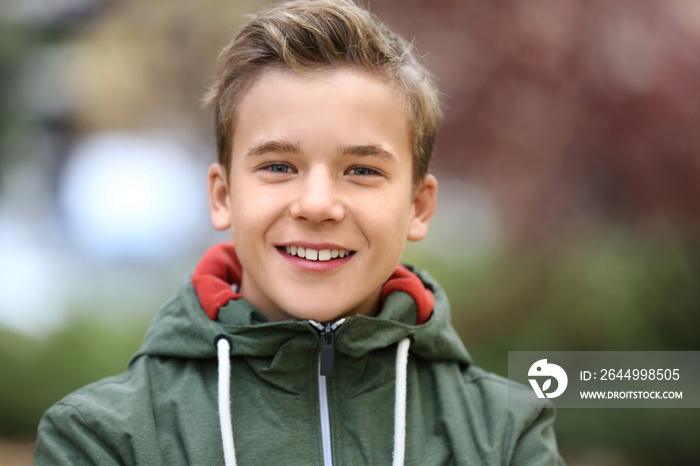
208;163;232;231
407;174;438;242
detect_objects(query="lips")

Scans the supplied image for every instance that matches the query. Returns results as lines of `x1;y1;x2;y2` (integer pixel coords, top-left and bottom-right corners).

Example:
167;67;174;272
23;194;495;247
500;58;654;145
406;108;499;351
281;245;355;262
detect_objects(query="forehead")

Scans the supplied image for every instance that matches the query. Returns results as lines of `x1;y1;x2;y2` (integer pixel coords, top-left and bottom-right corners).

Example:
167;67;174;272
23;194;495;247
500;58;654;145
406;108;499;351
231;67;412;158
231;66;409;122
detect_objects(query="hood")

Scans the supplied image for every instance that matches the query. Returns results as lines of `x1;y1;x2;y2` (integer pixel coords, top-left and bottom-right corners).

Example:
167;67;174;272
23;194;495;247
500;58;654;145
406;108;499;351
132;243;471;366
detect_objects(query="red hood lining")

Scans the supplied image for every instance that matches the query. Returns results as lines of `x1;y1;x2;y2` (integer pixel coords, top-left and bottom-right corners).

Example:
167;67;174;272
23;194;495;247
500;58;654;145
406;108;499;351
192;243;433;325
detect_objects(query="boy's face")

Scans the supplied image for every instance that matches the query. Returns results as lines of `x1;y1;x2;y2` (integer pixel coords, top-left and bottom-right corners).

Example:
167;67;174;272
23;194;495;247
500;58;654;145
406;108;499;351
208;67;437;322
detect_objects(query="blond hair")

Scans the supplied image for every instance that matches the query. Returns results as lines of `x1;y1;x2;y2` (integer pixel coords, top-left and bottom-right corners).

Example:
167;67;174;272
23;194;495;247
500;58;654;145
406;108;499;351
203;0;442;185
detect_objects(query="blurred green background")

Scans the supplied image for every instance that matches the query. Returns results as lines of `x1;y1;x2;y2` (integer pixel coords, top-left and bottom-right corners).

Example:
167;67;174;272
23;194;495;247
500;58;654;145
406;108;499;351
1;0;699;465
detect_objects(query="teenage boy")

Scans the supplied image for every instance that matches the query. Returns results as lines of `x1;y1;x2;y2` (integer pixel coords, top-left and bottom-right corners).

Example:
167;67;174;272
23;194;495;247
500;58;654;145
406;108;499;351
35;0;565;464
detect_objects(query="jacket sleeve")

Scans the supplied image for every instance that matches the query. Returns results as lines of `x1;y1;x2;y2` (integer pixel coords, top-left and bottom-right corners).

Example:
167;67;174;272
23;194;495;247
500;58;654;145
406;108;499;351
510;405;566;465
34;402;124;466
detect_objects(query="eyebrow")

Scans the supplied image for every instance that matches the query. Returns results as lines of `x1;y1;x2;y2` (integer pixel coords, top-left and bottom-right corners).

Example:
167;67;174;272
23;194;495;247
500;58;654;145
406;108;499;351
246;140;301;157
339;144;396;161
245;140;396;161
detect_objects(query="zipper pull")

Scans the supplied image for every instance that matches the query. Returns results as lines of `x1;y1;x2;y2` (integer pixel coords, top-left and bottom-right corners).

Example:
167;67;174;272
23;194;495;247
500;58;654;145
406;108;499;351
310;318;346;377
319;326;335;376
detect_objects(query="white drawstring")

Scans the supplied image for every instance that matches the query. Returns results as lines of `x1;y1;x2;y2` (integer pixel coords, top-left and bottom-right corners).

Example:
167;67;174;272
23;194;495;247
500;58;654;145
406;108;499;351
216;336;237;466
393;337;411;466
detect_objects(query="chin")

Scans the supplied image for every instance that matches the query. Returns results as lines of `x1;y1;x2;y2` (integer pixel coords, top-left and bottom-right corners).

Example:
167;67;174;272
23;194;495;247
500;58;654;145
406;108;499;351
275;287;370;322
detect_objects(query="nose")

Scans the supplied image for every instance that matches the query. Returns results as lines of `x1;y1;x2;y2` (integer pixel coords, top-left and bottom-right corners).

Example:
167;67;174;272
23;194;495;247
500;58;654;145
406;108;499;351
290;167;344;224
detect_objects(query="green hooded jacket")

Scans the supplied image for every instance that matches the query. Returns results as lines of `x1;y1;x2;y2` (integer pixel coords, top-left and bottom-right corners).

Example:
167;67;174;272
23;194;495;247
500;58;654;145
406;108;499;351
35;243;564;465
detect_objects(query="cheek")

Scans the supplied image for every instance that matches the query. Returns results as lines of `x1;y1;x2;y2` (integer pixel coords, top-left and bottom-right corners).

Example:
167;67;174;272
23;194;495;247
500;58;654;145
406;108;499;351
231;188;289;236
359;196;413;246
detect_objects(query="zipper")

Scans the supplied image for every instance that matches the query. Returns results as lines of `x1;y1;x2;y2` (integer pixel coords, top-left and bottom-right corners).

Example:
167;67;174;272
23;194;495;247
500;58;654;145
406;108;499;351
309;318;346;466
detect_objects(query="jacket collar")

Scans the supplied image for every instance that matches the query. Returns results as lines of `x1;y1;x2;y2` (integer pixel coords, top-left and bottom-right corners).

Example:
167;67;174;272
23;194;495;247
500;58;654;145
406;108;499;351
192;242;434;325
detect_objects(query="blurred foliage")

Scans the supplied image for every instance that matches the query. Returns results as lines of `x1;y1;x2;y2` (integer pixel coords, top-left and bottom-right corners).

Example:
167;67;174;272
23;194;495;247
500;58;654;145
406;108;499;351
0;316;149;437
428;229;700;355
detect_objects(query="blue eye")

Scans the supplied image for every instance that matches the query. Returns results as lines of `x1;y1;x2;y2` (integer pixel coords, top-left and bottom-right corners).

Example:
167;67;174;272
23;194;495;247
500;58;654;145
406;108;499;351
347;166;379;176
264;163;293;173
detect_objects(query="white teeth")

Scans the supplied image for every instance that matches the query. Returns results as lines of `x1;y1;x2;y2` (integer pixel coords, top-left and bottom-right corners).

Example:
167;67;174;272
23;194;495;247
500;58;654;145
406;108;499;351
284;246;351;261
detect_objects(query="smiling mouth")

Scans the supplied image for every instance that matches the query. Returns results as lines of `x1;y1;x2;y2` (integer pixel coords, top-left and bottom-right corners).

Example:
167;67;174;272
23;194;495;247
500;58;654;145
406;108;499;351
280;246;355;262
